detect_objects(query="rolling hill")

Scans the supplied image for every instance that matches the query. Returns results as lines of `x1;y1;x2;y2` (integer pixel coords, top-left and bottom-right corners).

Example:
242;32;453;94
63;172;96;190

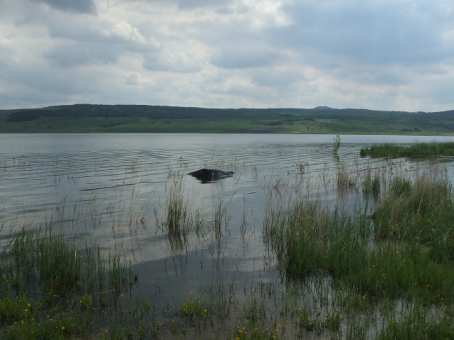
1;104;454;134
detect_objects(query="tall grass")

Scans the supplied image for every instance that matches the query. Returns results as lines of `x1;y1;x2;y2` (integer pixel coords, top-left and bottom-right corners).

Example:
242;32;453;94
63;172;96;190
362;171;381;199
213;199;226;241
265;201;369;280
374;176;454;262
336;165;356;193
379;305;454;340
266;173;454;303
0;230;143;339
165;178;191;250
2;231;133;301
333;135;341;161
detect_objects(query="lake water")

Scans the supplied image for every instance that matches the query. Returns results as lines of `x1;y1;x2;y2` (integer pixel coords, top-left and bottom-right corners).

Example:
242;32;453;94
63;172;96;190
1;133;454;305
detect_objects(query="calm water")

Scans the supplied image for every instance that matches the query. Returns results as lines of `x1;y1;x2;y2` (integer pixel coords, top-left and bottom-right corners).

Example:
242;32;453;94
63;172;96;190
1;133;454;304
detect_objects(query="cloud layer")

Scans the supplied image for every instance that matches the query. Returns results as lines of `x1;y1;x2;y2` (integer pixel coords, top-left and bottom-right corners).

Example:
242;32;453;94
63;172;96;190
0;0;453;111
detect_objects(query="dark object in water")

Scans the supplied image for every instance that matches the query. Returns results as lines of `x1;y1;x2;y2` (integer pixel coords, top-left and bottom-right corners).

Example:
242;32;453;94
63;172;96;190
188;168;234;183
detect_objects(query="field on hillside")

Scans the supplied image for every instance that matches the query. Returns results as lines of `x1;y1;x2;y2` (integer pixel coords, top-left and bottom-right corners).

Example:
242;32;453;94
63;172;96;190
2;104;454;134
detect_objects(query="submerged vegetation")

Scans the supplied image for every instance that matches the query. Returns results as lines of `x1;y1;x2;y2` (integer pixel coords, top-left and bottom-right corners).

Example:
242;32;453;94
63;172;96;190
361;142;454;159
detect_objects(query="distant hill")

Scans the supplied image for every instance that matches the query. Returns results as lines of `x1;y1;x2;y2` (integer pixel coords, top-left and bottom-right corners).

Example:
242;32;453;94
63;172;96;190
1;104;454;134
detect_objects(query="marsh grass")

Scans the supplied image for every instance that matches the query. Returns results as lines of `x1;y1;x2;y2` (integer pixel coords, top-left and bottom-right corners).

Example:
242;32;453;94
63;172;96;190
266;171;454;306
362;171;381;199
265;201;369;280
3;230;133;301
213;199;227;241
374;176;454;263
336;165;356;193
378;305;454;340
165;178;190;239
164;177;202;252
333;135;341;162
360;142;454;159
0;230;149;339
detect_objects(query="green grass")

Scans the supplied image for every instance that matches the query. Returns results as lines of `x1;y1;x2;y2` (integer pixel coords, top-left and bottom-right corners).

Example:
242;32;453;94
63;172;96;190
361;142;454;159
378;306;454;340
265;202;369;280
165;179;190;250
374;176;454;262
336;165;356;193
3;231;133;300
0;230;151;339
266;173;454;303
362;171;381;199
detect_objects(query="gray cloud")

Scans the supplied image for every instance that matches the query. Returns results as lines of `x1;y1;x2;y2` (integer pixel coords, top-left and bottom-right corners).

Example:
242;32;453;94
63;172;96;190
174;0;228;10
1;0;454;111
46;42;121;67
121;0;231;10
274;0;454;65
32;0;96;13
211;48;281;69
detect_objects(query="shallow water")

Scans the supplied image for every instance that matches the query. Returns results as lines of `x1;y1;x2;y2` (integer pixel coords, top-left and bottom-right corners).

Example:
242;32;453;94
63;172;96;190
1;133;454;305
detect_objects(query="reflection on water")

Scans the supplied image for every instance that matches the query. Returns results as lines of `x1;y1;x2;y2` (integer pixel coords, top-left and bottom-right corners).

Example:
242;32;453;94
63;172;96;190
1;133;454;306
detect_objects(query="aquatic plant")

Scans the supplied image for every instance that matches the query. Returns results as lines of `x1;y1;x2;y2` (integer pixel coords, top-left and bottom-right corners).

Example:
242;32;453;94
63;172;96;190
362;171;381;199
3;230;133;300
266;173;454;303
374;176;454;263
333;135;341;162
378;305;454;340
265;201;369;280
213;199;227;241
165;178;191;250
360;142;454;159
0;230;154;339
336;165;356;193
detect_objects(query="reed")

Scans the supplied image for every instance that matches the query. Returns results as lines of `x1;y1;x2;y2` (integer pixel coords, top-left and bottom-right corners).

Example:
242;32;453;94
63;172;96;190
336;165;356;193
374;176;454;262
0;230;142;339
266;173;454;303
333;135;341;161
362;171;381;199
379;305;454;340
265;201;369;280
164;178;192;251
3;230;133;301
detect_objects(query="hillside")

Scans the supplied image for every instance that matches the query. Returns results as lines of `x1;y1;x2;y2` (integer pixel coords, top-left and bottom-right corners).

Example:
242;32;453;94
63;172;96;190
1;104;454;134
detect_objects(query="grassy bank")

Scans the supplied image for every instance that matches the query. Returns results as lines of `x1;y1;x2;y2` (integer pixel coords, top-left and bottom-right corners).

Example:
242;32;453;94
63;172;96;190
360;142;454;159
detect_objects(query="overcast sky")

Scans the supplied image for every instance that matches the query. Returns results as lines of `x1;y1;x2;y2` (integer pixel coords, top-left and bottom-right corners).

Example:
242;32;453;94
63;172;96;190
0;0;453;111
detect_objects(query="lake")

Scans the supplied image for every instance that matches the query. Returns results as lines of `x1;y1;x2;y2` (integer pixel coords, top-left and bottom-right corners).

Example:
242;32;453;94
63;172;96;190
2;133;454;306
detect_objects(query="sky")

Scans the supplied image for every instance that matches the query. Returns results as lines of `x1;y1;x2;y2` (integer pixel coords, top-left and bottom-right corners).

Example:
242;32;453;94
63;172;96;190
0;0;453;111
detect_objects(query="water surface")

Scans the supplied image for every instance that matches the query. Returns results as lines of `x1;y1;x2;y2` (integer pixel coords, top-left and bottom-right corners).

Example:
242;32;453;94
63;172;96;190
1;133;454;305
